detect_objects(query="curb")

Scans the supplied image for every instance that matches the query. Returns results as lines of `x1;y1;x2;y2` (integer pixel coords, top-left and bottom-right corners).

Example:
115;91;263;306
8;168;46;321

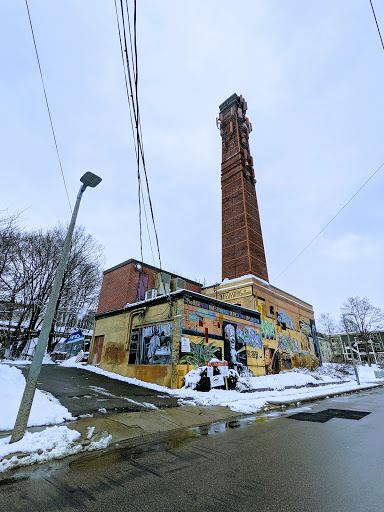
264;382;384;408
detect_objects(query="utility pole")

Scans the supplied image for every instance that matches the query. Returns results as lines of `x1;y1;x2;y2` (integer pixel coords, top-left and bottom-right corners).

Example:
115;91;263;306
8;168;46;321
10;172;101;443
343;315;360;386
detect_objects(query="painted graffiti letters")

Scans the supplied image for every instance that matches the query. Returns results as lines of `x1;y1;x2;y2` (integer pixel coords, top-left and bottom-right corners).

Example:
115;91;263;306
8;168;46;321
261;319;275;340
183;295;260;324
277;311;295;330
219;286;252;301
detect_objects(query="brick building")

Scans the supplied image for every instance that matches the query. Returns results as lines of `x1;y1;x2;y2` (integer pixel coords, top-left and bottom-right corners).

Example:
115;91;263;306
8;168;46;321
219;93;268;282
89;94;320;388
96;259;201;316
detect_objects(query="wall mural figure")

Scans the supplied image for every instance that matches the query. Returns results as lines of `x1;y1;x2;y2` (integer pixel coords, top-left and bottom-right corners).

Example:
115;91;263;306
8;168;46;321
223;322;252;376
135;322;173;365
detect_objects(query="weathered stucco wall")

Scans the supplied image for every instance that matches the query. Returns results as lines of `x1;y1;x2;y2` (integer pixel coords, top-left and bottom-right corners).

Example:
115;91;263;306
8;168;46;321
91;287;319;389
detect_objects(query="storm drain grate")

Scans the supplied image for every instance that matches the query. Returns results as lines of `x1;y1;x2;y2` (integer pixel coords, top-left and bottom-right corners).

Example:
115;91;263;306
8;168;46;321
287;408;371;423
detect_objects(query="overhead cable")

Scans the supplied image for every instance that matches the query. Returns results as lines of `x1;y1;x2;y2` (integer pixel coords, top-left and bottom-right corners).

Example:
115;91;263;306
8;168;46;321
24;0;72;212
272;160;384;282
114;0;163;271
369;0;384;51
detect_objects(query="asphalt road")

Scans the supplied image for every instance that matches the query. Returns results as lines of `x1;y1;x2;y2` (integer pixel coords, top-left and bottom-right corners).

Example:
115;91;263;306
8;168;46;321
16;364;182;416
1;387;384;512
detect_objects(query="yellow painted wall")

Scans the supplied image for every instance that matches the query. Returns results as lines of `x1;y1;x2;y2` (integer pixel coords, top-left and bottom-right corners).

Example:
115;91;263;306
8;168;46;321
201;277;318;374
91;285;318;389
91;300;184;386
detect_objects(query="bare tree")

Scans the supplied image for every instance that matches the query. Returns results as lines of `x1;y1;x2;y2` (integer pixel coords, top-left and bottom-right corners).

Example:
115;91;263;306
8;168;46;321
316;313;342;363
341;297;384;367
1;213;104;358
316;313;338;337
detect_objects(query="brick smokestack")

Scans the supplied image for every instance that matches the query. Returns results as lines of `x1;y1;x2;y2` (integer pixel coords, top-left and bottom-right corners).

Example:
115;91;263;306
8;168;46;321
218;93;269;282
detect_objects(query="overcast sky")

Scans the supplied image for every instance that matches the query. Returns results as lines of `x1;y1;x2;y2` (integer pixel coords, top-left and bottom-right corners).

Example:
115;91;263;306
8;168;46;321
1;1;383;320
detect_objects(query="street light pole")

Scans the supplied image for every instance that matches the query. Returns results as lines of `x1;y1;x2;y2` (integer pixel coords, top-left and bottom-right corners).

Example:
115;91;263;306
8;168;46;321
343;315;360;386
10;172;101;443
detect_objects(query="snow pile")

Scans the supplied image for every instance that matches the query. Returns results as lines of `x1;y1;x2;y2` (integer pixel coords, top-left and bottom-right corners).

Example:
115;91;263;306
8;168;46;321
60;355;82;367
0;426;82;473
0;425;113;473
184;368;204;389
355;364;383;383
237;370;335;392
0;364;74;431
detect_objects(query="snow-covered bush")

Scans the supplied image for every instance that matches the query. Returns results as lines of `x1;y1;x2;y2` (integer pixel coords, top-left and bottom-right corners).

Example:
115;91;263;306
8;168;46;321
183;365;239;391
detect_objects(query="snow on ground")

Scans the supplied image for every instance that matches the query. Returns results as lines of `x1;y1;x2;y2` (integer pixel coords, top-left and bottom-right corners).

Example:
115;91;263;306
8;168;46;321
0;364;74;431
62;358;384;415
0;354;54;365
1;358;383;474
0;425;112;473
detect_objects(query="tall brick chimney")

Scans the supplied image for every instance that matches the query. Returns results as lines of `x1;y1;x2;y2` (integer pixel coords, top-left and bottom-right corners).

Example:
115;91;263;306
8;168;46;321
218;93;269;282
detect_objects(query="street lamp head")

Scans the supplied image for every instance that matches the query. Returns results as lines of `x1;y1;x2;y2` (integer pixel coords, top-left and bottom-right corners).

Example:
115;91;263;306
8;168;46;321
80;171;102;188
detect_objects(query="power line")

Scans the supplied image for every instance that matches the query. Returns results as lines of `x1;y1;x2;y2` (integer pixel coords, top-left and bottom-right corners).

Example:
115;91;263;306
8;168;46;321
24;0;72;212
272;160;384;282
369;0;384;51
130;1;163;271
114;0;163;270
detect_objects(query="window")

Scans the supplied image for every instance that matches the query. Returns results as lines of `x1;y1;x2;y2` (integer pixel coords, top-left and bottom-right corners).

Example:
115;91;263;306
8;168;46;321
128;330;139;364
136;272;149;301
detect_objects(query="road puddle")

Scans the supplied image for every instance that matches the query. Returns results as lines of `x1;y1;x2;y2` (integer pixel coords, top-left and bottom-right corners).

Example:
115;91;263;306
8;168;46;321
2;404;314;482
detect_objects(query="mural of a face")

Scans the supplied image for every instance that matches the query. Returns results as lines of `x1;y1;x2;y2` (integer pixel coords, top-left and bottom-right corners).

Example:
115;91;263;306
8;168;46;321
224;324;236;350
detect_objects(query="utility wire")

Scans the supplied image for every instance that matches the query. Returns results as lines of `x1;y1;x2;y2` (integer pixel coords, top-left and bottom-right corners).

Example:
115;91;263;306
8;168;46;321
114;0;163;271
273;161;384;282
369;0;384;51
24;0;72;212
130;0;163;270
115;0;152;266
140;186;156;266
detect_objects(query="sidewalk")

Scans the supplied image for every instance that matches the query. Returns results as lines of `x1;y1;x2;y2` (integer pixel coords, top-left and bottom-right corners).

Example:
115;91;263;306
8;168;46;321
1;379;383;475
66;380;384;446
2;379;382;445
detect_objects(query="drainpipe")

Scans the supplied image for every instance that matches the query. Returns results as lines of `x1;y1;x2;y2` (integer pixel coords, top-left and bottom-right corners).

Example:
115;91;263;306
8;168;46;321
124;308;147;351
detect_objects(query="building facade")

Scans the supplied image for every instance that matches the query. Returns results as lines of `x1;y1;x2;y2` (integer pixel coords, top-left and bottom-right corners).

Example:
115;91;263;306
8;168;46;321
89;94;320;388
90;260;320;388
332;331;384;364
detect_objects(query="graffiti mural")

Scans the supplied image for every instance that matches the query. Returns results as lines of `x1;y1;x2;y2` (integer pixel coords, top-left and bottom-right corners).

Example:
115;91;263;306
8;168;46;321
130;322;173;365
277;334;300;354
179;340;219;368
261;319;275;339
277;311;295;330
310;319;322;364
223;322;252;376
299;321;311;337
299;321;313;352
236;324;263;350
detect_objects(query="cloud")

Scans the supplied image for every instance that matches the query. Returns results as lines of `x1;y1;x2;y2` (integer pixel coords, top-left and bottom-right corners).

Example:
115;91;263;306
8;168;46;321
324;234;381;262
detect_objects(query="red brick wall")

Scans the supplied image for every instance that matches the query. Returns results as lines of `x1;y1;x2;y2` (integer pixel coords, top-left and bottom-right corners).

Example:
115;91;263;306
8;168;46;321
96;263;135;315
219;94;269;282
96;261;201;315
